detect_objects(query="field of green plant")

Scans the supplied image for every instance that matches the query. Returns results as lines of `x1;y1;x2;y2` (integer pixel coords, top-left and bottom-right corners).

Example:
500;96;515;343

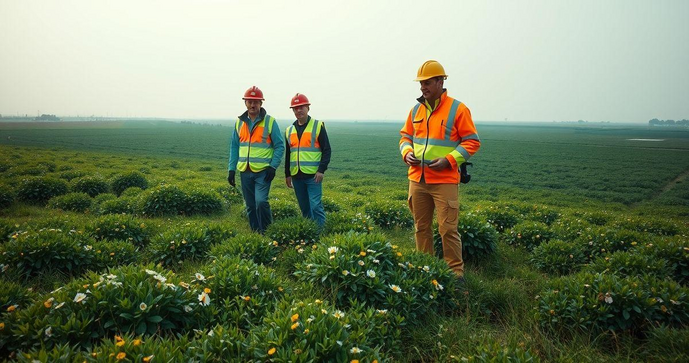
0;121;687;362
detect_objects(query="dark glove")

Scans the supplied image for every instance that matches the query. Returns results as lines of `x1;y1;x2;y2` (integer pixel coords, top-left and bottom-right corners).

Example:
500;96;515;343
265;167;276;182
227;170;235;187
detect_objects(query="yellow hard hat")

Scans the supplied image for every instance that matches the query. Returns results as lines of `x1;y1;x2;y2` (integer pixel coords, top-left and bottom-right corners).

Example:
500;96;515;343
414;60;448;81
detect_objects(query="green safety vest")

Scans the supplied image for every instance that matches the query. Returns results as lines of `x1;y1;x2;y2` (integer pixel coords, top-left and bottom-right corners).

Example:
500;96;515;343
286;118;323;175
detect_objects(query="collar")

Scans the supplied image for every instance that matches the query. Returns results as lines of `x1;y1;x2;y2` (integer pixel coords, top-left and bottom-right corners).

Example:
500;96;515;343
239;107;267;123
293;115;311;127
416;89;448;109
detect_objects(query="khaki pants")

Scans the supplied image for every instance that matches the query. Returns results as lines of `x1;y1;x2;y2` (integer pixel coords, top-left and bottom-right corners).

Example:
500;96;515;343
407;181;463;276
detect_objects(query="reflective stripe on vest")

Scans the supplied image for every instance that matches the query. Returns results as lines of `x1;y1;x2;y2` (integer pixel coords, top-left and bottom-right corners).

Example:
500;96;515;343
236;115;275;172
413;99;462;164
287;118;323;175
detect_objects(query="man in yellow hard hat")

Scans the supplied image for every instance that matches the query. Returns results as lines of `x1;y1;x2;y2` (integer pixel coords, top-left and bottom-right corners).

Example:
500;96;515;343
228;86;285;233
399;60;481;281
284;93;331;228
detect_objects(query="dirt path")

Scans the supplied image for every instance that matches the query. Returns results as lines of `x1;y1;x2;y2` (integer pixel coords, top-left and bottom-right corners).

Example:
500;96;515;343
633;168;689;207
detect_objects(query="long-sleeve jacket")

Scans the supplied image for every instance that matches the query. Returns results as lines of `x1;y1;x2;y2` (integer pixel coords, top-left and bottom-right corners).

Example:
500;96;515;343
399;90;480;184
228;107;284;172
284;117;331;178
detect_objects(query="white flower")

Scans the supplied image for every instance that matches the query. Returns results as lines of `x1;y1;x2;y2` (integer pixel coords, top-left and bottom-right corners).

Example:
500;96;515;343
83;245;92;251
604;293;613;304
357;260;365;266
184;305;193;313
366;270;376;278
342;270;350;276
350;347;361;354
145;269;158;275
73;293;87;303
153;274;167;283
106;274;117;280
332;310;345;319
423;266;430;272
372;259;380;264
389;284;402;293
45;326;53;337
199;291;211;306
54;302;65;309
328;246;339;254
139;302;147;311
307;315;315;323
195;273;206;281
376;309;388;315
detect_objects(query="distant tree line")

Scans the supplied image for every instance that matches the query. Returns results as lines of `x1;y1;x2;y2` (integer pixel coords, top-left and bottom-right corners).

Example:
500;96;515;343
648;118;689;126
180;121;224;127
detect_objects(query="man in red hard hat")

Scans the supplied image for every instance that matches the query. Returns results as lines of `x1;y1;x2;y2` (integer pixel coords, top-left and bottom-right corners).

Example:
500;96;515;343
284;93;331;228
400;60;481;282
228;86;285;233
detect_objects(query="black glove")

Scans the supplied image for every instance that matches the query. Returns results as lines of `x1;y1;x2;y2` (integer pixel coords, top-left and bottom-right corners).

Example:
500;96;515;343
227;170;235;187
265;167;276;182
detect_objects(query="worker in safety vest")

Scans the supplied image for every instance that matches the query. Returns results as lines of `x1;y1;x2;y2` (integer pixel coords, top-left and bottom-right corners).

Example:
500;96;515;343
399;60;481;280
228;86;285;233
284;93;331;227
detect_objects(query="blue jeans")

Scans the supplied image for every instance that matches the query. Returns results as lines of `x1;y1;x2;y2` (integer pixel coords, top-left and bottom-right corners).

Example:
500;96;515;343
292;177;326;227
240;170;273;233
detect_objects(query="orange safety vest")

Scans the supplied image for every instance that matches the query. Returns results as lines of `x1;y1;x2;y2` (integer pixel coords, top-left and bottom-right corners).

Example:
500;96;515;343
235;115;276;172
399;91;480;184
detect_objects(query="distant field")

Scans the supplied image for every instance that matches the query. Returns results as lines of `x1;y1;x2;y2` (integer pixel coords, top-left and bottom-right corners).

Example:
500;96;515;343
1;121;687;211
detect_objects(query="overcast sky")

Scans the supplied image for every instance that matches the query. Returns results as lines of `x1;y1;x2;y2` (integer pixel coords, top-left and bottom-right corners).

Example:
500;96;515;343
1;0;687;122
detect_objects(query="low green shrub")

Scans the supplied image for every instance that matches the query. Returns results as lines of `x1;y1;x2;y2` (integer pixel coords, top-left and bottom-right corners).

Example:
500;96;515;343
477;204;521;233
97;196;138;215
322;196;341;213
120;186;144;197
530;239;586;276
148;224;212;266
183;188;224;215
271;199;300;220
637;236;689;285
549;216;594;242
0;218;16;243
536;272;689;334
266;216;320;246
0;280;37;314
93;193;116;205
139;184;186;216
58;170;86;181
248;299;402;362
433;213;499;261
209;233;279;265
111;171;148;196
323;211;375;235
504;221;554;250
87;214;150;247
193;256;289;329
71;175;109;197
295;233;458;321
573;210;613;226
525;205;561;225
585;250;672;280
200;220;237;245
613;216;682;236
0;184;14;209
0;265;211;353
47;192;93;213
575;227;648;261
215;185;244;206
364;201;413;229
16;177;68;205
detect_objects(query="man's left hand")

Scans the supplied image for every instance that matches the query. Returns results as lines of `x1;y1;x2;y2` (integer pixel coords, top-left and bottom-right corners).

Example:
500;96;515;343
314;172;324;183
428;157;451;170
265;167;276;182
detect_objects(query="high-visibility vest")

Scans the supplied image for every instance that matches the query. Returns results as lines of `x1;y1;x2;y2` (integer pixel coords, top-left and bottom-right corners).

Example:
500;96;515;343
399;92;480;184
286;118;323;175
235;115;276;172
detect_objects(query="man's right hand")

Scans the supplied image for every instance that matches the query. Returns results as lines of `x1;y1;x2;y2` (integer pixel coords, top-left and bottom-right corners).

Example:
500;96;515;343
285;176;293;189
404;152;421;166
227;170;235;187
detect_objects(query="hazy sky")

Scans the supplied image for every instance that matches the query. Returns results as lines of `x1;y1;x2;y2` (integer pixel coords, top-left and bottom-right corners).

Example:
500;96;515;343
1;0;687;122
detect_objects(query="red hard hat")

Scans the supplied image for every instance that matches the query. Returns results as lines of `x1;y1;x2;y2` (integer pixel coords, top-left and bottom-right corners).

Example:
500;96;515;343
243;86;264;101
290;93;310;108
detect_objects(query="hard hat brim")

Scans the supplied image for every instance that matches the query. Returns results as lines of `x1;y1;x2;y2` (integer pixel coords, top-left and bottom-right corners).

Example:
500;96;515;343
290;103;311;108
243;97;265;101
414;75;448;82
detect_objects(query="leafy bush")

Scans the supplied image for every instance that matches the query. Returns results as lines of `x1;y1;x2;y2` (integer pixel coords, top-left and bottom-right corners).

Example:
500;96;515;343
585;250;672;280
504;221;554;250
71;175;109;197
16;177;68;205
48;192;93;213
0;184;14;209
637;236;689;285
271;199;300;220
120;186;144;197
87;214;150;247
322;196;341;213
148;224;212;266
365;201;413;229
573;210;612;226
0;218;16;243
0;265;211;353
433;213;499;261
209;233;279;265
525;205;561;225
183;188;224;215
295;233;458;321
477;204;521;233
215;185;244;206
575;227;648;261
97;196;138;215
248;299;402;362
139;184;186;216
0;229;134;278
536;272;689;334
193;256;289;329
531;240;586;276
613;216;682;236
58;170;86;181
0;279;37;314
266;216;320;246
549;216;594;242
93;193;116;205
323;211;375;235
111;171;148;196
